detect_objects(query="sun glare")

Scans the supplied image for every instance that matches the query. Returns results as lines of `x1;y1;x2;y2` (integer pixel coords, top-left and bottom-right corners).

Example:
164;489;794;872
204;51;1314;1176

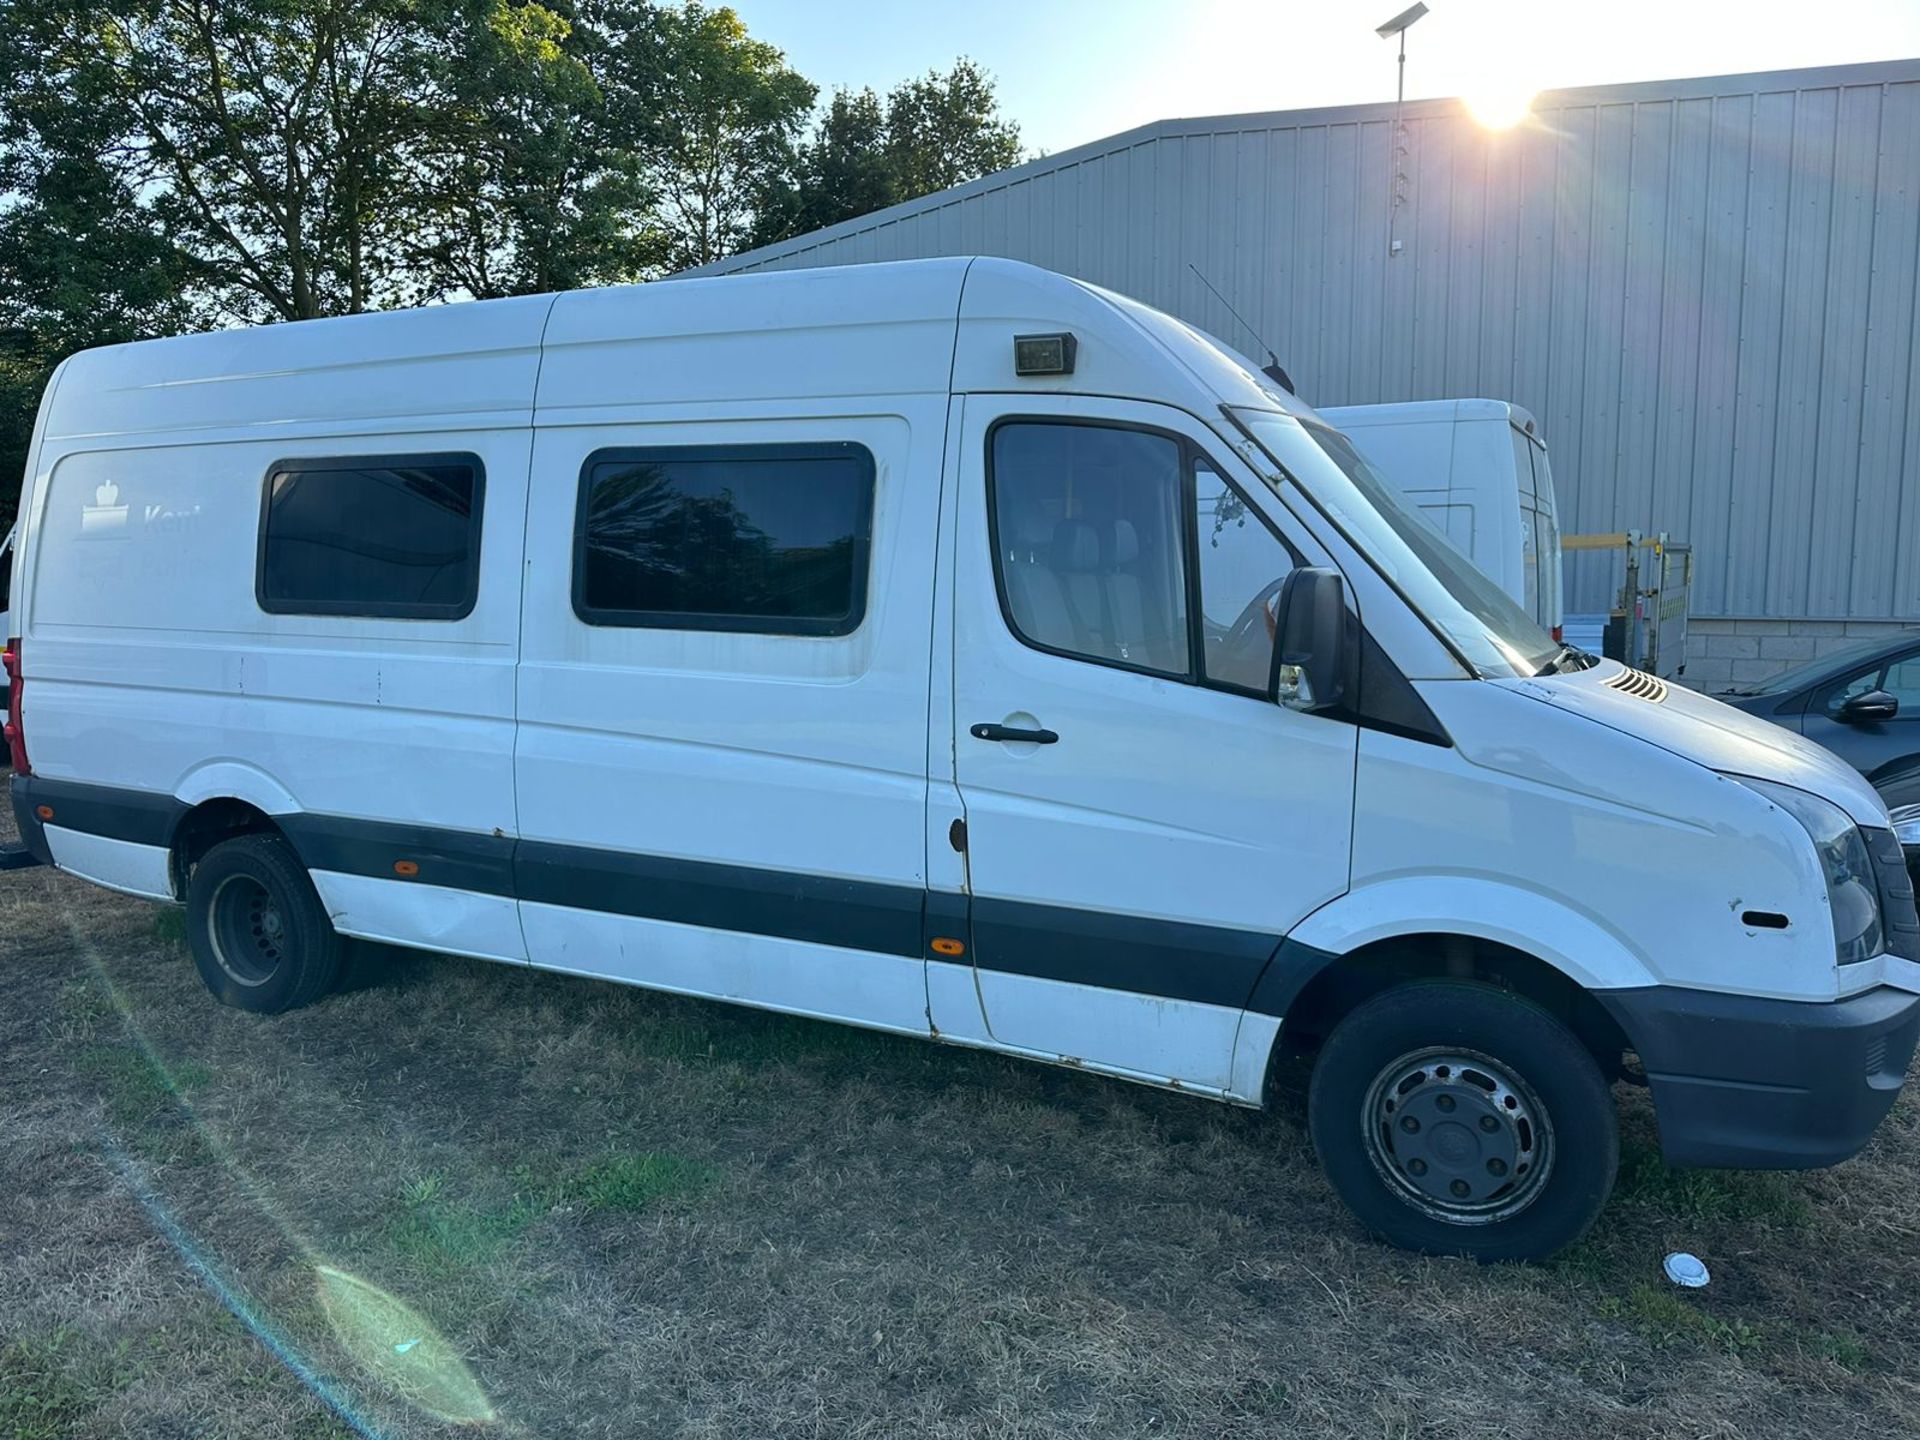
1464;86;1536;129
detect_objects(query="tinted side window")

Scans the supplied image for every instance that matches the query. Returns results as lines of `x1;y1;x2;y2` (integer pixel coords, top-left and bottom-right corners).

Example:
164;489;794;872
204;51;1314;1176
575;443;873;636
258;455;483;618
990;422;1190;676
1883;656;1920;709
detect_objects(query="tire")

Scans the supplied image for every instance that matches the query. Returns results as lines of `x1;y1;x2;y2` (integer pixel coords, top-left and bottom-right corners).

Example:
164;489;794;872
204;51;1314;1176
185;834;343;1014
1307;980;1618;1262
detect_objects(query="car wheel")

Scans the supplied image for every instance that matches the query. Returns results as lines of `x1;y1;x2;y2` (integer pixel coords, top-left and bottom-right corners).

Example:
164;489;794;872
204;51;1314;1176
185;834;343;1014
1308;980;1619;1262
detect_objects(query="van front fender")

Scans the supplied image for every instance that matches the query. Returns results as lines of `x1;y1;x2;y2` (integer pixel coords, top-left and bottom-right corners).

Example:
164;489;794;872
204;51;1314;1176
1254;875;1661;1017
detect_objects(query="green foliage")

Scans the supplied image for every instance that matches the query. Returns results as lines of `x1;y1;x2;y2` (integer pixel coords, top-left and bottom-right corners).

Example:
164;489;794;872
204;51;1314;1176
0;0;1024;513
757;58;1024;246
644;1;816;270
564;1150;713;1211
386;1150;715;1270
151;906;188;949
75;1043;212;1126
1597;1283;1763;1356
1613;1141;1814;1228
0;1329;139;1440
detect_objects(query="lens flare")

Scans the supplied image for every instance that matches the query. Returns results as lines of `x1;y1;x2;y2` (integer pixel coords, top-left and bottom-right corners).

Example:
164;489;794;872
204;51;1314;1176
1465;87;1536;129
74;921;500;1431
316;1267;498;1427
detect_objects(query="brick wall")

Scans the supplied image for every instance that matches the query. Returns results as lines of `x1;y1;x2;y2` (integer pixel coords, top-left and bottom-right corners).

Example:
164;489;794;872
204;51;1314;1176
1681;619;1918;693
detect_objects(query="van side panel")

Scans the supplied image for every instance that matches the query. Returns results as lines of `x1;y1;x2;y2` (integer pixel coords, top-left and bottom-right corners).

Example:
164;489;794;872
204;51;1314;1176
23;429;532;956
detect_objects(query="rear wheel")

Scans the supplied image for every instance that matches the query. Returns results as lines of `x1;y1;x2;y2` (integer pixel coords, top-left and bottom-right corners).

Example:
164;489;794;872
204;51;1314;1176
185;834;342;1013
1307;980;1618;1261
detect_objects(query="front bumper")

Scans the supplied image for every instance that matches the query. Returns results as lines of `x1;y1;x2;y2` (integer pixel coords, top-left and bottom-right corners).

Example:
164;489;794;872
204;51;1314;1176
1598;983;1920;1169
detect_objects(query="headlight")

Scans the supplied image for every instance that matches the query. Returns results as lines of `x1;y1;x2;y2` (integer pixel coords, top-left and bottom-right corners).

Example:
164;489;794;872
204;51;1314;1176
1732;776;1883;964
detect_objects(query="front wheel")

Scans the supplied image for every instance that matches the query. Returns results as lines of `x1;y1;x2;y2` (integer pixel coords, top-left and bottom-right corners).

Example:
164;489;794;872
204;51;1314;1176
1308;981;1619;1261
185;834;343;1014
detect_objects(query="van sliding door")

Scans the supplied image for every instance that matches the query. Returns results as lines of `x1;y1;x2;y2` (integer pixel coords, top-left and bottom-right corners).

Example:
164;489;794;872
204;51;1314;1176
511;407;945;1035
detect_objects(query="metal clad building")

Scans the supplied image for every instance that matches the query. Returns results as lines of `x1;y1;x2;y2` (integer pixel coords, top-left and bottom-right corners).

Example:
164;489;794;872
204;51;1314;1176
690;60;1920;670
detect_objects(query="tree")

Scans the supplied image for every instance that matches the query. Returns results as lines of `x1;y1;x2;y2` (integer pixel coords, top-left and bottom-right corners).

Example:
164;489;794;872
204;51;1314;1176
642;2;814;271
0;0;193;517
753;85;890;243
0;157;193;518
408;0;667;300
755;58;1023;247
65;0;451;322
882;59;1023;199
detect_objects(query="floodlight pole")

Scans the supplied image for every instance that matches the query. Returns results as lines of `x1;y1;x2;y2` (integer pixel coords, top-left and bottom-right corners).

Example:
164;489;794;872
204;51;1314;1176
1375;3;1428;261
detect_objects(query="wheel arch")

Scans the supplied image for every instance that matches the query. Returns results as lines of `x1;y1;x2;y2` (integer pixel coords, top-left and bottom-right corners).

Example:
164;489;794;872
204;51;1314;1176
167;797;287;900
1240;878;1653;1103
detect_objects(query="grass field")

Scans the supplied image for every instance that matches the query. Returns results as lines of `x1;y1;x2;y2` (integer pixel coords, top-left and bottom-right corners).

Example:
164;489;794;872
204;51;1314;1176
7;816;1920;1437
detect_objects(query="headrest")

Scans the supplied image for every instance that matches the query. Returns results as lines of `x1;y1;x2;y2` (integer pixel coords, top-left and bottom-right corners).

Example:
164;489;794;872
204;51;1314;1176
1108;520;1140;566
1049;518;1102;572
1009;507;1053;552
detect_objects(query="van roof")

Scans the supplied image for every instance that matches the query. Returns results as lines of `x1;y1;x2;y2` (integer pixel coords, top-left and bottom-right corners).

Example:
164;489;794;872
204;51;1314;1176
36;258;1309;447
1319;398;1543;436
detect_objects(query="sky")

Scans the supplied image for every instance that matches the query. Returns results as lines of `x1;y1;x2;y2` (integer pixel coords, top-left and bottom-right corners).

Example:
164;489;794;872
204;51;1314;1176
724;0;1920;156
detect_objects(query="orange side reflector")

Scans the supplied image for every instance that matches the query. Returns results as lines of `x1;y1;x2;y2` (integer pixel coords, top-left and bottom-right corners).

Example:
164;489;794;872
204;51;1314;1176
930;937;966;957
34;805;52;821
393;860;420;878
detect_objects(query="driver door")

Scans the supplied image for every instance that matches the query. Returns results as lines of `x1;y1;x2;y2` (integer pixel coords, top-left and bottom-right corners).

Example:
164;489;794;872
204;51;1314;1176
947;396;1357;1092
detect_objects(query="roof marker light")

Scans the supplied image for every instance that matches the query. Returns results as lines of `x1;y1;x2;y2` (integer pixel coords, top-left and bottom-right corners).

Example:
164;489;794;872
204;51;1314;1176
1013;333;1076;377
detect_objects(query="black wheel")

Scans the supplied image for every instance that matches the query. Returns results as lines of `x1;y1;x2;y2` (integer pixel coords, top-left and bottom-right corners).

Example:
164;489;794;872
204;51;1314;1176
1307;980;1618;1262
185;834;343;1014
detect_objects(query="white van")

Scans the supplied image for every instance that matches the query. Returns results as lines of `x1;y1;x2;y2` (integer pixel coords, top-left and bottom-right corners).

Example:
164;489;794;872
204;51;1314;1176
1318;399;1563;640
10;258;1918;1261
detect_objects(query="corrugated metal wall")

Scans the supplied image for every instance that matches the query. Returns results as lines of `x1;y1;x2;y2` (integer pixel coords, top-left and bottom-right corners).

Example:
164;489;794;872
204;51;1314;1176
692;61;1920;621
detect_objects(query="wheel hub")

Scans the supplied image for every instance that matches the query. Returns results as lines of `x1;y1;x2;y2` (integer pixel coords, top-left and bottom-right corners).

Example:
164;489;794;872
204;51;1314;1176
207;873;286;987
1362;1049;1553;1223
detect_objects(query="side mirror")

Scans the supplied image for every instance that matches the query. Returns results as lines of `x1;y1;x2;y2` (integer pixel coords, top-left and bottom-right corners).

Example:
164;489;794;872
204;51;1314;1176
1269;566;1349;713
1840;689;1899;723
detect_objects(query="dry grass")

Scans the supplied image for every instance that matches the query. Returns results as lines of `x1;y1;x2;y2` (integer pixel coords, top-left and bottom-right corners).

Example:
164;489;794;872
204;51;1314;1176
6;798;1920;1437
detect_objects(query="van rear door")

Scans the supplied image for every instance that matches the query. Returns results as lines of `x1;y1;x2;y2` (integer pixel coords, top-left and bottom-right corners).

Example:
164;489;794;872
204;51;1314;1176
944;395;1356;1094
1511;425;1562;635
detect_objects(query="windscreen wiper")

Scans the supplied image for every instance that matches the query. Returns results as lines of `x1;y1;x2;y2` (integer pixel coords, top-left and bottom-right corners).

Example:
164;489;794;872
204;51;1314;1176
1535;644;1598;677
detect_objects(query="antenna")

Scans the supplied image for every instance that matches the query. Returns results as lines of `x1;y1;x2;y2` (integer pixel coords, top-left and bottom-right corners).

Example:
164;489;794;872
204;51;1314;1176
1186;263;1295;394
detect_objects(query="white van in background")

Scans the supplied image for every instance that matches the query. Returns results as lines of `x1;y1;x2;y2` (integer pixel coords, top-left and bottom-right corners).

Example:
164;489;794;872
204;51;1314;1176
9;258;1919;1262
1319;400;1563;640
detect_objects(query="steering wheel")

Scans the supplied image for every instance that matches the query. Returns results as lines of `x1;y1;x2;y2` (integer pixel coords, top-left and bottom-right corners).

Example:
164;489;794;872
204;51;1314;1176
1218;575;1289;673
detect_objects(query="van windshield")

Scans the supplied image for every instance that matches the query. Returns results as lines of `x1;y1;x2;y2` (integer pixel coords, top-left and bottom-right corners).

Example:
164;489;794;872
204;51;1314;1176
1228;408;1561;679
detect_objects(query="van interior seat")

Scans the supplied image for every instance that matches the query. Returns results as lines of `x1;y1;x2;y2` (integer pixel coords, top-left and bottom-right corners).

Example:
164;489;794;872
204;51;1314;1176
1049;518;1111;658
1103;519;1163;670
1003;512;1081;652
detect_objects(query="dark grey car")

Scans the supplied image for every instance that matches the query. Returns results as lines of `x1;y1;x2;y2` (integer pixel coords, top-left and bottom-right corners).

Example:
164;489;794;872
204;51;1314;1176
1720;630;1920;807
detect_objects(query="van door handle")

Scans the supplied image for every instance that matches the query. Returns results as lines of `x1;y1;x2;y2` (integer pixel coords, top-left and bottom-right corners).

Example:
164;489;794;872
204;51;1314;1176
970;723;1059;744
